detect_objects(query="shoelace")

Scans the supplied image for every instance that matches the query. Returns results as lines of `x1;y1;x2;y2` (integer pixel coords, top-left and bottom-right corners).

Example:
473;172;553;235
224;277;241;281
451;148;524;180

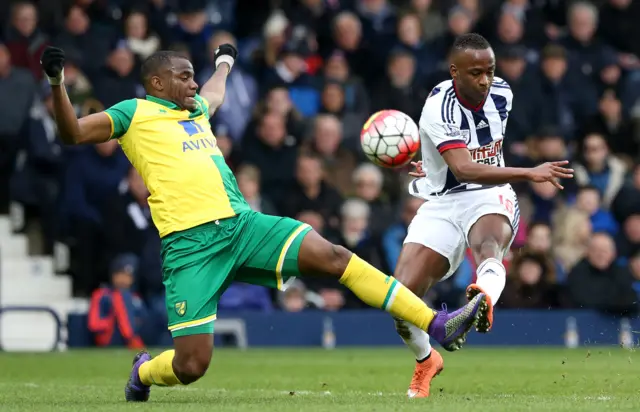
410;364;429;389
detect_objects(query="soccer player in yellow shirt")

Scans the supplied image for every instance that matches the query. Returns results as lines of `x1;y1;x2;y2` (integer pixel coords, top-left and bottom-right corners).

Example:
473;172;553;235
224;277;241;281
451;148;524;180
40;44;489;402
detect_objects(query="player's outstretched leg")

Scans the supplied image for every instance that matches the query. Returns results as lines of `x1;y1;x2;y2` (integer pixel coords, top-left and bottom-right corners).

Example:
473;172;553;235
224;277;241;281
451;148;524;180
297;230;486;352
465;213;514;333
125;334;213;402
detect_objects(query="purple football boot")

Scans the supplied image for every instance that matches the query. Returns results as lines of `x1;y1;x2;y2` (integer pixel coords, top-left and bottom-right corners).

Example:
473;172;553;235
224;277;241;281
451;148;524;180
124;351;151;402
427;292;488;351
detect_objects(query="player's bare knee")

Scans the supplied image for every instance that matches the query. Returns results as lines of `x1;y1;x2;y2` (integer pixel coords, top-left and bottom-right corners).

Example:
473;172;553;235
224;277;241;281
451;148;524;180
393;264;423;294
173;351;211;384
471;236;503;262
327;244;353;276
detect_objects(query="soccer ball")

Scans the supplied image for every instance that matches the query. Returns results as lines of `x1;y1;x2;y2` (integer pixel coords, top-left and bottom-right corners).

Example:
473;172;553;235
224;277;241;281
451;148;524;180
360;110;420;168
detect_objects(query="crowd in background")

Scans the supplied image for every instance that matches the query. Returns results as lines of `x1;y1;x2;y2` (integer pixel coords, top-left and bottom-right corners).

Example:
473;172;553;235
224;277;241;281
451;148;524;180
1;0;640;331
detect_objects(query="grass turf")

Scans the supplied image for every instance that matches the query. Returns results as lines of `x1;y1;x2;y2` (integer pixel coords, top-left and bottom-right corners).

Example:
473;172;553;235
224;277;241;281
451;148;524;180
0;347;639;411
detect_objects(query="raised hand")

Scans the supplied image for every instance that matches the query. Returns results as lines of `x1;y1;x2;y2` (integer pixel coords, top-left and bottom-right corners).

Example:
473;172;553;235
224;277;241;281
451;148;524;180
214;43;238;72
40;46;65;85
527;161;574;190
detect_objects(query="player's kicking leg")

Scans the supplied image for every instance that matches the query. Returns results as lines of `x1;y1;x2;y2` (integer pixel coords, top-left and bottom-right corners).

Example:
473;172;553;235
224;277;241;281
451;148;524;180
295;230;487;352
464;213;516;332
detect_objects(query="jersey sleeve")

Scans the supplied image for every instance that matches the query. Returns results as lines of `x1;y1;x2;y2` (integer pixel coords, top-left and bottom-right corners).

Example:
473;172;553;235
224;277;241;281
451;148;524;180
194;94;210;116
419;99;467;155
104;99;138;139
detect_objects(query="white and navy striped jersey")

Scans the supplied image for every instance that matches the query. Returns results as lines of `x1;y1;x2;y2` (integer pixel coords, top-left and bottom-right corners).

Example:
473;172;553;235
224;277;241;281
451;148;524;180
409;77;513;199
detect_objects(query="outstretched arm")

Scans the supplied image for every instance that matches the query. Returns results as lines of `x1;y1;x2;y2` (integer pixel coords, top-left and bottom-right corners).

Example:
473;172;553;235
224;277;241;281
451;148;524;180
199;63;230;117
441;148;573;189
421;118;573;189
199;44;238;117
51;84;112;145
42;46;112;145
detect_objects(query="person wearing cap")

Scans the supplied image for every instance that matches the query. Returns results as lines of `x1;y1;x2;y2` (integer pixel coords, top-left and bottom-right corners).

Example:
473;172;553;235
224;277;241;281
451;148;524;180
87;254;147;349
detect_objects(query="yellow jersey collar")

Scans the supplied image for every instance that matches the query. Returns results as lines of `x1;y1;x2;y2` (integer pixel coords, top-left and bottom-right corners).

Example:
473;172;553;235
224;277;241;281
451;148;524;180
146;95;180;110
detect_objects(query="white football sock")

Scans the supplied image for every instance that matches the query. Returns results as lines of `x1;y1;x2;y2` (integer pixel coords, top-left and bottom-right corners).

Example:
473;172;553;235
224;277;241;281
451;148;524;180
394;318;432;361
475;257;506;304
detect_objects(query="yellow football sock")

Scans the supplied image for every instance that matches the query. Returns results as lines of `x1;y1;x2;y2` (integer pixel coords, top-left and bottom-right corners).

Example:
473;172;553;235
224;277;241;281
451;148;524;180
339;255;437;330
138;350;183;387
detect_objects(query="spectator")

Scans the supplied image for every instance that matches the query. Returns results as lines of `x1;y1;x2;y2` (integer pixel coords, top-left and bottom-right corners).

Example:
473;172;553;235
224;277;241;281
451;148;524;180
553;208;592;273
61;139;130;295
263;37;320;116
617;214;640;259
354;0;397;47
562;2;618;87
611;163;640;224
241;110;298;201
103;167;155;260
167;2;216;73
250;84;306;143
581;88;637;157
500;251;561;309
574;132;626;208
306;198;373;311
371;48;428;122
248;10;289;75
236;164;278;215
352;163;394;235
10;82;64;254
92;44;143;109
318;79;365;142
523;221;566;283
331;11;378;88
123;10;161;62
541;44;600;141
4;1;49;80
322;49;370;120
54;5;115;74
277;279;319;312
394;10;430;79
380;196;424;273
303;114;357;196
426;6;473;71
0;43;36;213
87;254;148;349
409;0;445;42
280;151;342;228
574;185;618;237
567;232;637;315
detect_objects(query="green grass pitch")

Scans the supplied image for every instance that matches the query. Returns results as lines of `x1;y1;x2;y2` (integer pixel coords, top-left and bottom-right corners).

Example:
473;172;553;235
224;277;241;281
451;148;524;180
0;347;639;411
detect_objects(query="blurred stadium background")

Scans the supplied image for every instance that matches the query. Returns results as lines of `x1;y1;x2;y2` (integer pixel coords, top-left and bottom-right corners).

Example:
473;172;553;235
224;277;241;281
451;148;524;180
0;0;640;355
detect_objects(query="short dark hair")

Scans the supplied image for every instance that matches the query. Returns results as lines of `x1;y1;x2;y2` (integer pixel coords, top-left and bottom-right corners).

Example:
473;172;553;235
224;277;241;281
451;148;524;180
578;184;600;197
140;50;187;86
452;33;491;52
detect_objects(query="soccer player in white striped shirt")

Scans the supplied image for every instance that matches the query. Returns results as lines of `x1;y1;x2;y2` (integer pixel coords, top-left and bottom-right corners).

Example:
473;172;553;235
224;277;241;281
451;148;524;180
392;33;574;398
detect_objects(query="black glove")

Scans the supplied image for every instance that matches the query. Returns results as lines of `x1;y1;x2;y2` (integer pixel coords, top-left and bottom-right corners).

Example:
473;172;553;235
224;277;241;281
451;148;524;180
214;44;237;72
40;46;65;85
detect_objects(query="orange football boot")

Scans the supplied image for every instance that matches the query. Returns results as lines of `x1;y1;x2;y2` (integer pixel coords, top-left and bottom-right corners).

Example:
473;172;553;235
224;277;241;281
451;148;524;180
406;349;444;398
466;284;493;332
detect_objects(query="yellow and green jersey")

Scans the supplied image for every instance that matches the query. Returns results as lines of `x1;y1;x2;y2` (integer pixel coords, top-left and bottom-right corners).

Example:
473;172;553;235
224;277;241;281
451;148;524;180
104;95;249;238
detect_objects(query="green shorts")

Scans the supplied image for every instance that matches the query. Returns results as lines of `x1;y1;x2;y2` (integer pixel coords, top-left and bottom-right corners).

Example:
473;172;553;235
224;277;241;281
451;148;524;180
161;210;311;337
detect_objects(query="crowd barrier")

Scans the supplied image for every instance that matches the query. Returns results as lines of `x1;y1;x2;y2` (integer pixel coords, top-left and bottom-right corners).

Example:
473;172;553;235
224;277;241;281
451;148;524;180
58;309;639;349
